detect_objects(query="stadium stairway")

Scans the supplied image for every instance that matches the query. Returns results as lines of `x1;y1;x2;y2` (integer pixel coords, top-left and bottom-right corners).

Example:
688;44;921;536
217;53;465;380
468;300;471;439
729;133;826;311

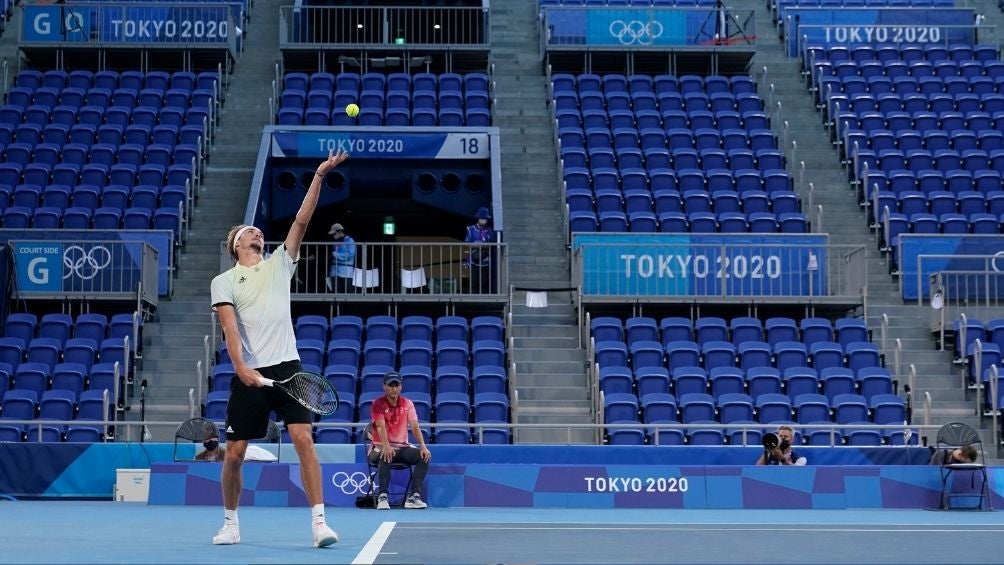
491;2;591;442
0;8;23;64
133;0;282;440
742;0;990;448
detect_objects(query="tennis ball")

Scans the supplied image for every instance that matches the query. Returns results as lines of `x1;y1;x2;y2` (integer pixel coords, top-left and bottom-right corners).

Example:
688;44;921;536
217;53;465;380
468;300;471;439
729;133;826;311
345;103;360;118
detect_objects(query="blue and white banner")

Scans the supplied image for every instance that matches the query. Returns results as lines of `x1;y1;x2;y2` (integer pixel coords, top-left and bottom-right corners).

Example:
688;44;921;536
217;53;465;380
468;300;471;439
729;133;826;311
574;234;828;298
21;3;236;45
784;8;975;56
12;241;148;296
1;230;171;296
545;8;727;47
899;234;1004;300
271;130;491;159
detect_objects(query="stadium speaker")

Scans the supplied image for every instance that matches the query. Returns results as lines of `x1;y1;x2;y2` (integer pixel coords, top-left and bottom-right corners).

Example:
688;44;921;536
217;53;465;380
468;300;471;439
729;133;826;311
465;173;485;193
276;170;297;192
324;171;346;191
441;172;461;193
416;172;438;193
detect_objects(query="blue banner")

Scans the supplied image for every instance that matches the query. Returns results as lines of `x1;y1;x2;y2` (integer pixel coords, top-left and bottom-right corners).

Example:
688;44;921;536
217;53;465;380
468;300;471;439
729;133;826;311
546;8;722;47
574;234;828;298
271;130;491;159
22;3;235;44
899;234;1004;300
0;230;171;296
12;241;147;296
784;8;975;56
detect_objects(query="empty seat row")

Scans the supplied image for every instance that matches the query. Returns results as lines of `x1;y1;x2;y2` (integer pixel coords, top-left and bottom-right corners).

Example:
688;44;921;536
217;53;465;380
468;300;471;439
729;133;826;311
291;314;505;344
599;364;894;403
806;45;999;69
570;210;808;233
277;106;491;127
15;69;218;93
552;73;756;96
557;108;769;132
605;391;905;425
282;71;490;96
562;147;786;173
590;315;870;346
595;339;881;373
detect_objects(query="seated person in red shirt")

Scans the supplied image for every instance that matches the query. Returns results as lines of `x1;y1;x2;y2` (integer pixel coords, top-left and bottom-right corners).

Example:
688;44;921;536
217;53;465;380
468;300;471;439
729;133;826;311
369;371;432;509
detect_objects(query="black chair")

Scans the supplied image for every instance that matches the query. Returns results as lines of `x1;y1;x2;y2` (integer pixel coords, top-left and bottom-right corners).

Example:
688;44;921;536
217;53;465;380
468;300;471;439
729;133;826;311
362;423;413;507
935;422;992;511
173;417;219;461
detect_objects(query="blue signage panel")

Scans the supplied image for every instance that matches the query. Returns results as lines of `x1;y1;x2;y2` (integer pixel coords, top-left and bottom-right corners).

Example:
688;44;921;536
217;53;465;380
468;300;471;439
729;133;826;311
784;8;975;56
22;3;234;44
0;230;171;296
271;131;491;159
574;234;828;298
899;235;1004;300
547;8;721;47
13;242;63;292
12;241;146;295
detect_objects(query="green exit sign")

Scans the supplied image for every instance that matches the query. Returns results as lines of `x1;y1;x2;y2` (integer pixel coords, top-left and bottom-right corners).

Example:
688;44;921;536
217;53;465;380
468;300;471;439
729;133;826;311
383;219;396;235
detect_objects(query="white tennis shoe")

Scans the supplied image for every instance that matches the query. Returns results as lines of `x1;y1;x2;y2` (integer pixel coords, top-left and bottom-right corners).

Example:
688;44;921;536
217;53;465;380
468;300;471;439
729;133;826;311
312;522;339;548
212;523;240;545
376;493;390;510
404;493;427;509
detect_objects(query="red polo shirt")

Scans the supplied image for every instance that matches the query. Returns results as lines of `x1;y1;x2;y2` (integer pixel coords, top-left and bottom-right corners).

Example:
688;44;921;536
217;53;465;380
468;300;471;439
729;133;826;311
370;395;417;446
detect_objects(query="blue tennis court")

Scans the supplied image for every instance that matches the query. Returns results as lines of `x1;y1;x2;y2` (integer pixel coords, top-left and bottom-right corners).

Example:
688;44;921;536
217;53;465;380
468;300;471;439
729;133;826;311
1;501;1001;564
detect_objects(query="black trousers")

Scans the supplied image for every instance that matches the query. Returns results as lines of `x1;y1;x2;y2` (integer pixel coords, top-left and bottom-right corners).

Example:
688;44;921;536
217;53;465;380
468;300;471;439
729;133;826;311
368;446;429;496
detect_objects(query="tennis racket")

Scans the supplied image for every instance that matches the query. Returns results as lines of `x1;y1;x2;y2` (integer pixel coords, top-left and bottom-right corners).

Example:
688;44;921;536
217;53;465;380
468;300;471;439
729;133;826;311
260;371;339;416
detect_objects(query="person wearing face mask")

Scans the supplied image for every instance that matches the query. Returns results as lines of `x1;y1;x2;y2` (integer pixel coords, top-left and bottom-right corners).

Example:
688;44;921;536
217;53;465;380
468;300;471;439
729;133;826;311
196;437;225;461
756;425;807;466
464;206;495;294
327;222;356;293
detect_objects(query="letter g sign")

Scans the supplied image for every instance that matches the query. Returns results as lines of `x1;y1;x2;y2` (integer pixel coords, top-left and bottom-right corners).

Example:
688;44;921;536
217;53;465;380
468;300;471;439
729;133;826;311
14;242;62;292
27;257;48;284
33;13;51;35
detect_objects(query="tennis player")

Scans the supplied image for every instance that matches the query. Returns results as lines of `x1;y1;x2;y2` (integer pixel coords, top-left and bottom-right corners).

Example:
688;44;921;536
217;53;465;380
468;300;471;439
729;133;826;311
209;149;348;547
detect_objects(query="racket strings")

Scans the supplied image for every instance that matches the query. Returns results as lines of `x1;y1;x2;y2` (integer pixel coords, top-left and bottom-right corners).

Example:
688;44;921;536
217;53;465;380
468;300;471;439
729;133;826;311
288;373;338;414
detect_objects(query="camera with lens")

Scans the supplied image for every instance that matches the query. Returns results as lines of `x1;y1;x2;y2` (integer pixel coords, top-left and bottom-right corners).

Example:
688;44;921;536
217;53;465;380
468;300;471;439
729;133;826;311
762;432;790;451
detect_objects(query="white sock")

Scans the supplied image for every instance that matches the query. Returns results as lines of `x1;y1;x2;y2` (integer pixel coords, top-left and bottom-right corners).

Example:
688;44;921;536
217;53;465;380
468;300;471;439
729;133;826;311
311;504;325;523
224;509;238;525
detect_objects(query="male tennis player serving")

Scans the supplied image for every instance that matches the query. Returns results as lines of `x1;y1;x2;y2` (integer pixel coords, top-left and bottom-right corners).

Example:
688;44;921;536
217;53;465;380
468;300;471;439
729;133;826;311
209;149;349;547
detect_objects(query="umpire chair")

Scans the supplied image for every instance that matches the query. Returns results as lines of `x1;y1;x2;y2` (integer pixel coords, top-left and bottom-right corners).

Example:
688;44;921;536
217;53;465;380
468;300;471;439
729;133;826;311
362;422;414;508
935;422;993;511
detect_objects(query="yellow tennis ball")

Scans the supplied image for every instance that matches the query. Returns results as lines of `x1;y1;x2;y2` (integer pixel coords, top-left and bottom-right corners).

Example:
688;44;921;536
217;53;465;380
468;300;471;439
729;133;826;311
345;103;360;118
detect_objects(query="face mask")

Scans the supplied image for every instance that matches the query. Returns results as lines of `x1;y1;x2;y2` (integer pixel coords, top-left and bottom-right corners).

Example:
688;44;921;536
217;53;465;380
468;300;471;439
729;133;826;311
478;219;488;227
203;439;219;451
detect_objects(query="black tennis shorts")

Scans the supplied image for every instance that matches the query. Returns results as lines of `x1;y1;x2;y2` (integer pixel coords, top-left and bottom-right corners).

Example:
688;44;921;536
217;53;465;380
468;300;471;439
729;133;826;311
224;359;314;441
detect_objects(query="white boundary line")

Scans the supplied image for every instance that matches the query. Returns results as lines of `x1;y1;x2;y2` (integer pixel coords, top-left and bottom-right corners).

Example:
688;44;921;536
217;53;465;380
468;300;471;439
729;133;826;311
352;521;396;565
394;525;1004;533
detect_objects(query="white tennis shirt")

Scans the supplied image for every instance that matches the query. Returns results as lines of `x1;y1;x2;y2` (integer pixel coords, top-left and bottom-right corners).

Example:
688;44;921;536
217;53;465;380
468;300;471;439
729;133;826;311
210;245;299;369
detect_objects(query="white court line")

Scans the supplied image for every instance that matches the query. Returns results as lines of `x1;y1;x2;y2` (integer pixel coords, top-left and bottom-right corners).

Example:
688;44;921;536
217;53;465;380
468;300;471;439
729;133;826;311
352;521;396;565
394;525;1004;533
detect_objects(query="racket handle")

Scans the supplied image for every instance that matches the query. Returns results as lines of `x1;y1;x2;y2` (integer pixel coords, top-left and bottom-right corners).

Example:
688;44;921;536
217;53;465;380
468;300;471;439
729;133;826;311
259;377;275;387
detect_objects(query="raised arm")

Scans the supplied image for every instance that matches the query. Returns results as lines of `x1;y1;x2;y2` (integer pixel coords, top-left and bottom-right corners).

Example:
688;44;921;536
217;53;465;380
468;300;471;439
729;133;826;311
285;149;349;260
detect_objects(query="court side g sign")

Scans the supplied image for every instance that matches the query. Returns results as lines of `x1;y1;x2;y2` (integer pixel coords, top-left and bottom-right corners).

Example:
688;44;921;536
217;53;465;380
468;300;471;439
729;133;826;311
13;242;62;292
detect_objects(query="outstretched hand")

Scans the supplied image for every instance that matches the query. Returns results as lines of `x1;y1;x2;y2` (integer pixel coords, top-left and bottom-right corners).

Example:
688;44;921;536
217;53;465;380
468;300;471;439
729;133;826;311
317;149;349;177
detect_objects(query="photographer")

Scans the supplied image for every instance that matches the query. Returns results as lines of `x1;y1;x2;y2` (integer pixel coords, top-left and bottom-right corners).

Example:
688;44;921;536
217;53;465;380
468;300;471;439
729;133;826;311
756;426;807;466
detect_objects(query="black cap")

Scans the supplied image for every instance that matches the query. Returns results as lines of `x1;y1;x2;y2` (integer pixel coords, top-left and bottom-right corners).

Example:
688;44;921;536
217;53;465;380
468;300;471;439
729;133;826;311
383;372;402;385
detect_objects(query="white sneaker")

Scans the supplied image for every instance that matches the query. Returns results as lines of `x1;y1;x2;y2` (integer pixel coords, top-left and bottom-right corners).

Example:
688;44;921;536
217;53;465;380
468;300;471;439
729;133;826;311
404;493;427;509
312;522;339;548
376;493;390;510
212;523;240;545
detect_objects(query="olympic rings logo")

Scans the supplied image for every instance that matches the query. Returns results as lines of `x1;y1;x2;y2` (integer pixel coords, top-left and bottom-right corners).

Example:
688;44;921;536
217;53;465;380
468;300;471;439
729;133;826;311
992;251;1004;272
62;245;112;280
331;471;371;495
608;19;663;45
